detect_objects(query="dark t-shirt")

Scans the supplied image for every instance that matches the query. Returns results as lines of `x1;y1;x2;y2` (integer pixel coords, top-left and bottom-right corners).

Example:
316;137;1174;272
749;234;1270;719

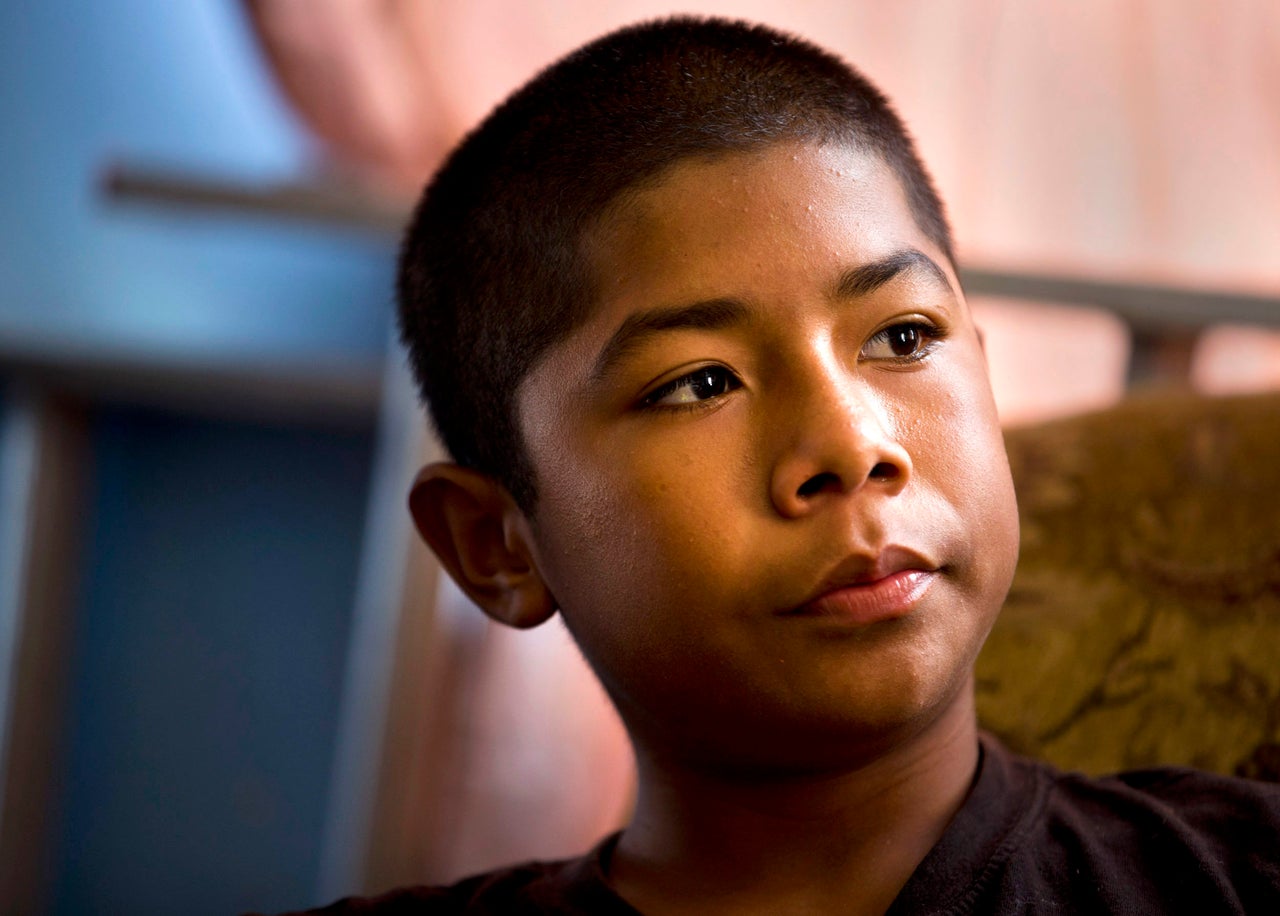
277;735;1280;914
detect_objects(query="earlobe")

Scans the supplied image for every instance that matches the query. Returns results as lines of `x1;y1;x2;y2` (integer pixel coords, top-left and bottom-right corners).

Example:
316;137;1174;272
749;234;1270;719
408;463;557;629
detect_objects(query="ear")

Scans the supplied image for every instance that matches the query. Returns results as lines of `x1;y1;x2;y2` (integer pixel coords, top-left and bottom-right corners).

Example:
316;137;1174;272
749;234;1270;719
408;463;557;629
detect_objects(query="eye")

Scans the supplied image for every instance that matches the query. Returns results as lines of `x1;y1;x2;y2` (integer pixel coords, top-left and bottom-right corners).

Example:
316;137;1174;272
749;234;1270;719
642;365;742;408
860;321;941;363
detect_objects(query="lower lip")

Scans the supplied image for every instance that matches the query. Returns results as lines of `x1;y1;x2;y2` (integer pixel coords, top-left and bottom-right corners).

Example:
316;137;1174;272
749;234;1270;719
796;570;937;625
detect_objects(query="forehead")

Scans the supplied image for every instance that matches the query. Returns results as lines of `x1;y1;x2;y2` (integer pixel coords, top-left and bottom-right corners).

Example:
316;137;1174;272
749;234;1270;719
517;141;963;429
598;140;885;233
576;140;955;337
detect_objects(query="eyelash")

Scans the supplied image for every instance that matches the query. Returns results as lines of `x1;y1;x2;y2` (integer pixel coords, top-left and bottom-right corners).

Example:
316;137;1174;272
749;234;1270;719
860;320;946;364
638;320;945;411
641;365;743;412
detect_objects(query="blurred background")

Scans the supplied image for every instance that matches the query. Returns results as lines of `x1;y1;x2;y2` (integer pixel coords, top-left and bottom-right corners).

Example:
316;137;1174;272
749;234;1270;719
0;1;1276;913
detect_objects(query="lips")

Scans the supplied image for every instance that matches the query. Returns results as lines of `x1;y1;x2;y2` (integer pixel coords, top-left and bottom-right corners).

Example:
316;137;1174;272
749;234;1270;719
784;546;940;625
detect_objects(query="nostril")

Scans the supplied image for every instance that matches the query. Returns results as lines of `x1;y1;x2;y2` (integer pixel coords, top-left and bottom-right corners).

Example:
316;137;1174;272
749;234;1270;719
797;471;840;498
794;463;903;501
869;461;899;481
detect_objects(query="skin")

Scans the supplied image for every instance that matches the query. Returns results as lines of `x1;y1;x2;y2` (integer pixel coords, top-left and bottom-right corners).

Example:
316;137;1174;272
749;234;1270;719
412;140;1020;914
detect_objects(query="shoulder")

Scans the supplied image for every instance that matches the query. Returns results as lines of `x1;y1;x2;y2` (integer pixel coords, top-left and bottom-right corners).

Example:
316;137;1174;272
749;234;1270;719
898;736;1280;914
1044;758;1280;851
1001;747;1280;912
254;835;637;916
281;863;566;915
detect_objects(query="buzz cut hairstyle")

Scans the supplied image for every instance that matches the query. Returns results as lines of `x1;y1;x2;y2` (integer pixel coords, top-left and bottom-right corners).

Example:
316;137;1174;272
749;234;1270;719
397;16;953;512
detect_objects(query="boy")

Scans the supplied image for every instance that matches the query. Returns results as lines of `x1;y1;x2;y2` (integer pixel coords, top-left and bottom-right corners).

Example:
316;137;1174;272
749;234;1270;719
300;16;1280;915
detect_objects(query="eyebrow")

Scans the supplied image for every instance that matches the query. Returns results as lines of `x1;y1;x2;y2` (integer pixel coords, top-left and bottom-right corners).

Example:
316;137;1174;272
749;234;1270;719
834;248;954;299
588;247;954;383
589;297;748;382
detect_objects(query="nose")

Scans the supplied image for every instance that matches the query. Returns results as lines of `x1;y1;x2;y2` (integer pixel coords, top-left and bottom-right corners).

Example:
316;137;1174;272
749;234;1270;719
768;368;913;518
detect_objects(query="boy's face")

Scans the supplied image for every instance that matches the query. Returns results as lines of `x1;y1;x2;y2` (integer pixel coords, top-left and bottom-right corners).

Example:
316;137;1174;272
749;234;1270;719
516;141;1019;772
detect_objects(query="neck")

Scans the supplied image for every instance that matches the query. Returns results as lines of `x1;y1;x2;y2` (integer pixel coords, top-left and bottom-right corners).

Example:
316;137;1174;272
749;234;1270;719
609;689;980;916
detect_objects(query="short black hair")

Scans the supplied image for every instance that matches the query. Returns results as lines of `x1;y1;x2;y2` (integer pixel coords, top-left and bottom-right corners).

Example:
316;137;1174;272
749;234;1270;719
397;16;953;512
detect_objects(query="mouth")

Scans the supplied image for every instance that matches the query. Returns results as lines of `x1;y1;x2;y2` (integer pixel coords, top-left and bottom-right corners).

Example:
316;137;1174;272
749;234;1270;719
783;546;940;625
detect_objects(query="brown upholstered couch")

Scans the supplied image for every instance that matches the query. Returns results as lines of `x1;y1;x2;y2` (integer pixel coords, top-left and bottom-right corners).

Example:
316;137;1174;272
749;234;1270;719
977;390;1280;782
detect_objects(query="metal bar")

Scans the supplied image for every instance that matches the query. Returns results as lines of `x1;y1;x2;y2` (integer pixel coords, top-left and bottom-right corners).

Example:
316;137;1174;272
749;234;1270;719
101;164;409;236
0;342;382;427
101;163;1280;332
960;267;1280;331
0;392;87;913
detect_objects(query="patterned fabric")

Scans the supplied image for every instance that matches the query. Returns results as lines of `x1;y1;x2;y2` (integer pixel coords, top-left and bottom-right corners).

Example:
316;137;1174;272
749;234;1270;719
978;391;1280;781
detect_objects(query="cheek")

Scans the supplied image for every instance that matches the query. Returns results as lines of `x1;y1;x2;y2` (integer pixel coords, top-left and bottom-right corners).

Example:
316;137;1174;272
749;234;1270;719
528;472;716;712
902;357;1020;580
908;344;1004;476
531;426;760;648
636;482;750;611
531;439;720;607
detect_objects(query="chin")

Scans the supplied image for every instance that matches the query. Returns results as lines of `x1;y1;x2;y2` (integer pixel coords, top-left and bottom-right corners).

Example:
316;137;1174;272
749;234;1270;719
667;670;977;777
